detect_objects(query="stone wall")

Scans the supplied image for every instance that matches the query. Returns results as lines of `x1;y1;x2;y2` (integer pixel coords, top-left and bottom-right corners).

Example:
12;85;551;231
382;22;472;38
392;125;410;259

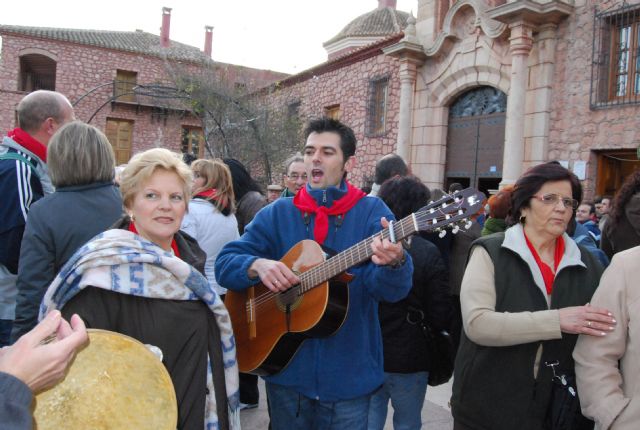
0;33;284;159
266;52;402;188
549;0;640;196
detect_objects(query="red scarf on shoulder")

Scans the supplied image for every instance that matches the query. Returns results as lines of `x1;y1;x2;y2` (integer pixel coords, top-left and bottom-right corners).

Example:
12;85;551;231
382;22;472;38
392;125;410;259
8;128;47;162
128;220;180;258
293;182;365;244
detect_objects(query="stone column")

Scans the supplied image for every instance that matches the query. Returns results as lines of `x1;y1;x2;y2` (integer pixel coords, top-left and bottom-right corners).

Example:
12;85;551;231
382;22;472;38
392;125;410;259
397;60;418;163
500;21;533;188
527;23;558;166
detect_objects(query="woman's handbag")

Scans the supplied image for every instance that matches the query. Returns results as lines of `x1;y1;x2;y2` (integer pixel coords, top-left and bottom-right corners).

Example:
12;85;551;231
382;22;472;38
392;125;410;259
544;361;594;430
408;306;455;387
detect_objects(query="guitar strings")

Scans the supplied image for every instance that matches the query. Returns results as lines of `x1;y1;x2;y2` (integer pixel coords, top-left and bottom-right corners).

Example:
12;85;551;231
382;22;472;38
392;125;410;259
244;203;471;312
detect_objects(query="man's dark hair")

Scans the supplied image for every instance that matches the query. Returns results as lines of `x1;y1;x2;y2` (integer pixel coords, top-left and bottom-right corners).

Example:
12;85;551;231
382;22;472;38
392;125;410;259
507;162;582;226
182;152;198;166
373;153;408;185
378;175;431;220
304;117;356;161
223;158;263;202
580;201;596;215
448;182;463;193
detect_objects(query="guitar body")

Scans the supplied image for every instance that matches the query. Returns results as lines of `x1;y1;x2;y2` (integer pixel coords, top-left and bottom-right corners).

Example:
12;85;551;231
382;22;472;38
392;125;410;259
225;240;351;375
224;188;485;376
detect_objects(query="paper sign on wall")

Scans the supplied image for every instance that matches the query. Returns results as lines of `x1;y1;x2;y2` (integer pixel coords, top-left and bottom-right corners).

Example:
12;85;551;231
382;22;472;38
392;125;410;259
573;161;586;180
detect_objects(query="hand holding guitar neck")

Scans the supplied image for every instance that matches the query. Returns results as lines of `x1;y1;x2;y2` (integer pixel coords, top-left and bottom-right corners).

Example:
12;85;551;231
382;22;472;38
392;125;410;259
227;187;485;375
248;258;300;292
371;216;405;266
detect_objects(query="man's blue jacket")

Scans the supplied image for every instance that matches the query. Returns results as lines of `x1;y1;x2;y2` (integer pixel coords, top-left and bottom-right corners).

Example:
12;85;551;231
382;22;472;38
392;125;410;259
215;181;413;401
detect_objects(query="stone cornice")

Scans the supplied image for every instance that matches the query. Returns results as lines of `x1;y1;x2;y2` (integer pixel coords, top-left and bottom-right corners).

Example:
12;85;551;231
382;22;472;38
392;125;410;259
486;0;574;26
382;40;427;64
424;0;507;57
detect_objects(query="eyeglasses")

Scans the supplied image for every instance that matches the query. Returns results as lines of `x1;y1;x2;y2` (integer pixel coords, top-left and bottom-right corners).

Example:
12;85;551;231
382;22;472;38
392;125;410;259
532;193;579;210
287;173;307;181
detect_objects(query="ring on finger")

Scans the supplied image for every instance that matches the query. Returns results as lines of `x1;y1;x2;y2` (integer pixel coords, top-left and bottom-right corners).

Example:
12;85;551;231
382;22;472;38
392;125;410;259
587;320;592;328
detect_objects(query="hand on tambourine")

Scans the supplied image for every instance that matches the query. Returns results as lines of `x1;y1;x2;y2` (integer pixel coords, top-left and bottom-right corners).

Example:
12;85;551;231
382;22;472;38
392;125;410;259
0;310;88;392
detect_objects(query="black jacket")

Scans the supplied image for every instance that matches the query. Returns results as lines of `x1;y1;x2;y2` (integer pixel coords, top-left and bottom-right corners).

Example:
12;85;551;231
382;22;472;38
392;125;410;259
451;233;604;430
60;218;228;430
11;182;123;341
601;193;640;259
378;236;451;373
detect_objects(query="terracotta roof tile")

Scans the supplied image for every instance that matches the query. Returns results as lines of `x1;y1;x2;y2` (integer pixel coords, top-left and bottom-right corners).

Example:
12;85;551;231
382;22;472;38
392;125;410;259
324;7;410;46
0;25;210;63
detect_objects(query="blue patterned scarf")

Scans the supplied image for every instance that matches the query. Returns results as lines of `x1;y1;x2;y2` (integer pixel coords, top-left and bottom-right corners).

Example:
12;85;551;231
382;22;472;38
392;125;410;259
39;229;240;430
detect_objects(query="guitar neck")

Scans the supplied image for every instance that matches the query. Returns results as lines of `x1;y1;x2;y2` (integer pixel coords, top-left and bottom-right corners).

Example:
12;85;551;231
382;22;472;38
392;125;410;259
298;214;418;294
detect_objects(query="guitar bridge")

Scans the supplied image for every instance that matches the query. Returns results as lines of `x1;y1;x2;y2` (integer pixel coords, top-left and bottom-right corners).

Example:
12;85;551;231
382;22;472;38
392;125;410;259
247;287;257;339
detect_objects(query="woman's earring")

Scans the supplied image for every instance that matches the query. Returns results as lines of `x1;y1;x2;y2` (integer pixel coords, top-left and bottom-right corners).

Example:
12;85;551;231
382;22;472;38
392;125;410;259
519;215;526;224
129;213;136;222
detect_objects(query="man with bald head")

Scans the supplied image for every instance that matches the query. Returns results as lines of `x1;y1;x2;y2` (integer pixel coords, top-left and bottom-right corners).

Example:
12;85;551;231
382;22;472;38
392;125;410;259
0;90;75;346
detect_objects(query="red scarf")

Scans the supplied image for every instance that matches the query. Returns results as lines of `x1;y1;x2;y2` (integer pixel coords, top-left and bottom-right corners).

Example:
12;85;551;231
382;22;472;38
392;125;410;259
7;128;47;162
293;182;365;244
194;188;226;206
128;221;180;258
524;231;565;295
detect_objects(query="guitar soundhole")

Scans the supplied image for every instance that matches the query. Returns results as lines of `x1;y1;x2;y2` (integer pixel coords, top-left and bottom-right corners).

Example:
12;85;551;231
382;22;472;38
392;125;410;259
274;286;303;313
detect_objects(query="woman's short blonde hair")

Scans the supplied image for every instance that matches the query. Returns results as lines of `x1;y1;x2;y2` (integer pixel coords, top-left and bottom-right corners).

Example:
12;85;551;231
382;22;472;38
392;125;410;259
120;148;192;210
191;158;236;213
47;121;115;187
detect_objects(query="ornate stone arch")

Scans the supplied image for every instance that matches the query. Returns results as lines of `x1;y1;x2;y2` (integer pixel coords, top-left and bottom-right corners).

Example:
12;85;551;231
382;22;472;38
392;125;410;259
433;65;510;108
424;0;507;57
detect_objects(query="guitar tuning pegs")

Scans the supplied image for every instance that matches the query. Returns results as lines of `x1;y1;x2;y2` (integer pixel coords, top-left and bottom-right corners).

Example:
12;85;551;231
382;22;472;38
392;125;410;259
465;220;473;229
452;225;460;234
439;230;447;238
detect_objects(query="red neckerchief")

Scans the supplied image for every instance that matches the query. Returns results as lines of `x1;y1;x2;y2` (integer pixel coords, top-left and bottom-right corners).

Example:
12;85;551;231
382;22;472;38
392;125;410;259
523;231;565;295
7;128;47;162
194;188;227;207
293;182;365;244
128;221;180;258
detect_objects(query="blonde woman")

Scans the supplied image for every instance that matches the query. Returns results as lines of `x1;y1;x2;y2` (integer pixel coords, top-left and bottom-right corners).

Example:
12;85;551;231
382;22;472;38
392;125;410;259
181;159;239;296
40;148;239;430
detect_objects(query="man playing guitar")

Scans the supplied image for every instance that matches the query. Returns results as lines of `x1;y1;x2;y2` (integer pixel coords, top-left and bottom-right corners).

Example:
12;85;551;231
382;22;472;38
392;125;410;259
215;117;413;429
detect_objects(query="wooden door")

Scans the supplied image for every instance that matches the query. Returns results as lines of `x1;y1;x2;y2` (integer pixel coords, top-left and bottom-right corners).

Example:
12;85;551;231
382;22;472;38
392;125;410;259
596;150;640;196
105;119;133;165
446;86;506;194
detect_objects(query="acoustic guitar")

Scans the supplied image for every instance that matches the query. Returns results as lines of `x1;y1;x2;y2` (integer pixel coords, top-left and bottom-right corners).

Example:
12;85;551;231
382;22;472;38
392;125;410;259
225;187;484;375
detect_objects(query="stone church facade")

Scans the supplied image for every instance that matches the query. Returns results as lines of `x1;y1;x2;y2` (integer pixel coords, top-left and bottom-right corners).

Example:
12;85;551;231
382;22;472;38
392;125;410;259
270;0;640;197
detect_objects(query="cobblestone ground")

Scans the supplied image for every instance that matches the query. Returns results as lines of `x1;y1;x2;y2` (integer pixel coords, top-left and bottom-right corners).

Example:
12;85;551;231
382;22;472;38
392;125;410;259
240;379;453;429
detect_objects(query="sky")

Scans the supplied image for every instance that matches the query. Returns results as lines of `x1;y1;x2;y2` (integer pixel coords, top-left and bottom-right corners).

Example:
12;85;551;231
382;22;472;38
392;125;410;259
1;0;417;74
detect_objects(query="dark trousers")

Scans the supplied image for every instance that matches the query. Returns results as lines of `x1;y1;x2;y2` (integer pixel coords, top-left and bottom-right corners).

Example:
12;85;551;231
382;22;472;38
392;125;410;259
0;319;12;347
239;372;259;404
450;294;463;361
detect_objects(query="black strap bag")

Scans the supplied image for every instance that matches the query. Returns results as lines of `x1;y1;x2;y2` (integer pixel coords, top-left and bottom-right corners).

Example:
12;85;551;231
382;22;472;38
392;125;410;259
544;361;594;430
407;306;454;387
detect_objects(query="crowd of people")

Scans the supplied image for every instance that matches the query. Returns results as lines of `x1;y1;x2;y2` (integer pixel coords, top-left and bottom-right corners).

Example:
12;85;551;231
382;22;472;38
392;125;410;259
1;90;639;430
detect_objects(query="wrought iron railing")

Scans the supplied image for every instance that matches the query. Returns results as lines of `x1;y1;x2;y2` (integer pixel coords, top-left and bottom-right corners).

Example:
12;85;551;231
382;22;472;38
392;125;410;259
591;2;640;109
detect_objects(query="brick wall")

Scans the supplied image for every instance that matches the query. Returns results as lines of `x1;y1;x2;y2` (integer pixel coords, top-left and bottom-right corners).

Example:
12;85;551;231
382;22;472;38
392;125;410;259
0;33;284;159
550;0;640;196
266;52;402;188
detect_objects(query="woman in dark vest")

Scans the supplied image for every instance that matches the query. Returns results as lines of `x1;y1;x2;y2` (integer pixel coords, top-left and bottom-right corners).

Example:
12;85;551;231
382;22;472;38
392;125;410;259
451;162;615;430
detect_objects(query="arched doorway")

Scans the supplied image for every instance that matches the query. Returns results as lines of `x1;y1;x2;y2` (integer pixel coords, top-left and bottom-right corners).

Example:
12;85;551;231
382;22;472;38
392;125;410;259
445;86;507;196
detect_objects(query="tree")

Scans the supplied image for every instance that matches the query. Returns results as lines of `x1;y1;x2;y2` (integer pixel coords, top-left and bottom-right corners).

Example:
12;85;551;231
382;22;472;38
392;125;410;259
167;61;303;187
